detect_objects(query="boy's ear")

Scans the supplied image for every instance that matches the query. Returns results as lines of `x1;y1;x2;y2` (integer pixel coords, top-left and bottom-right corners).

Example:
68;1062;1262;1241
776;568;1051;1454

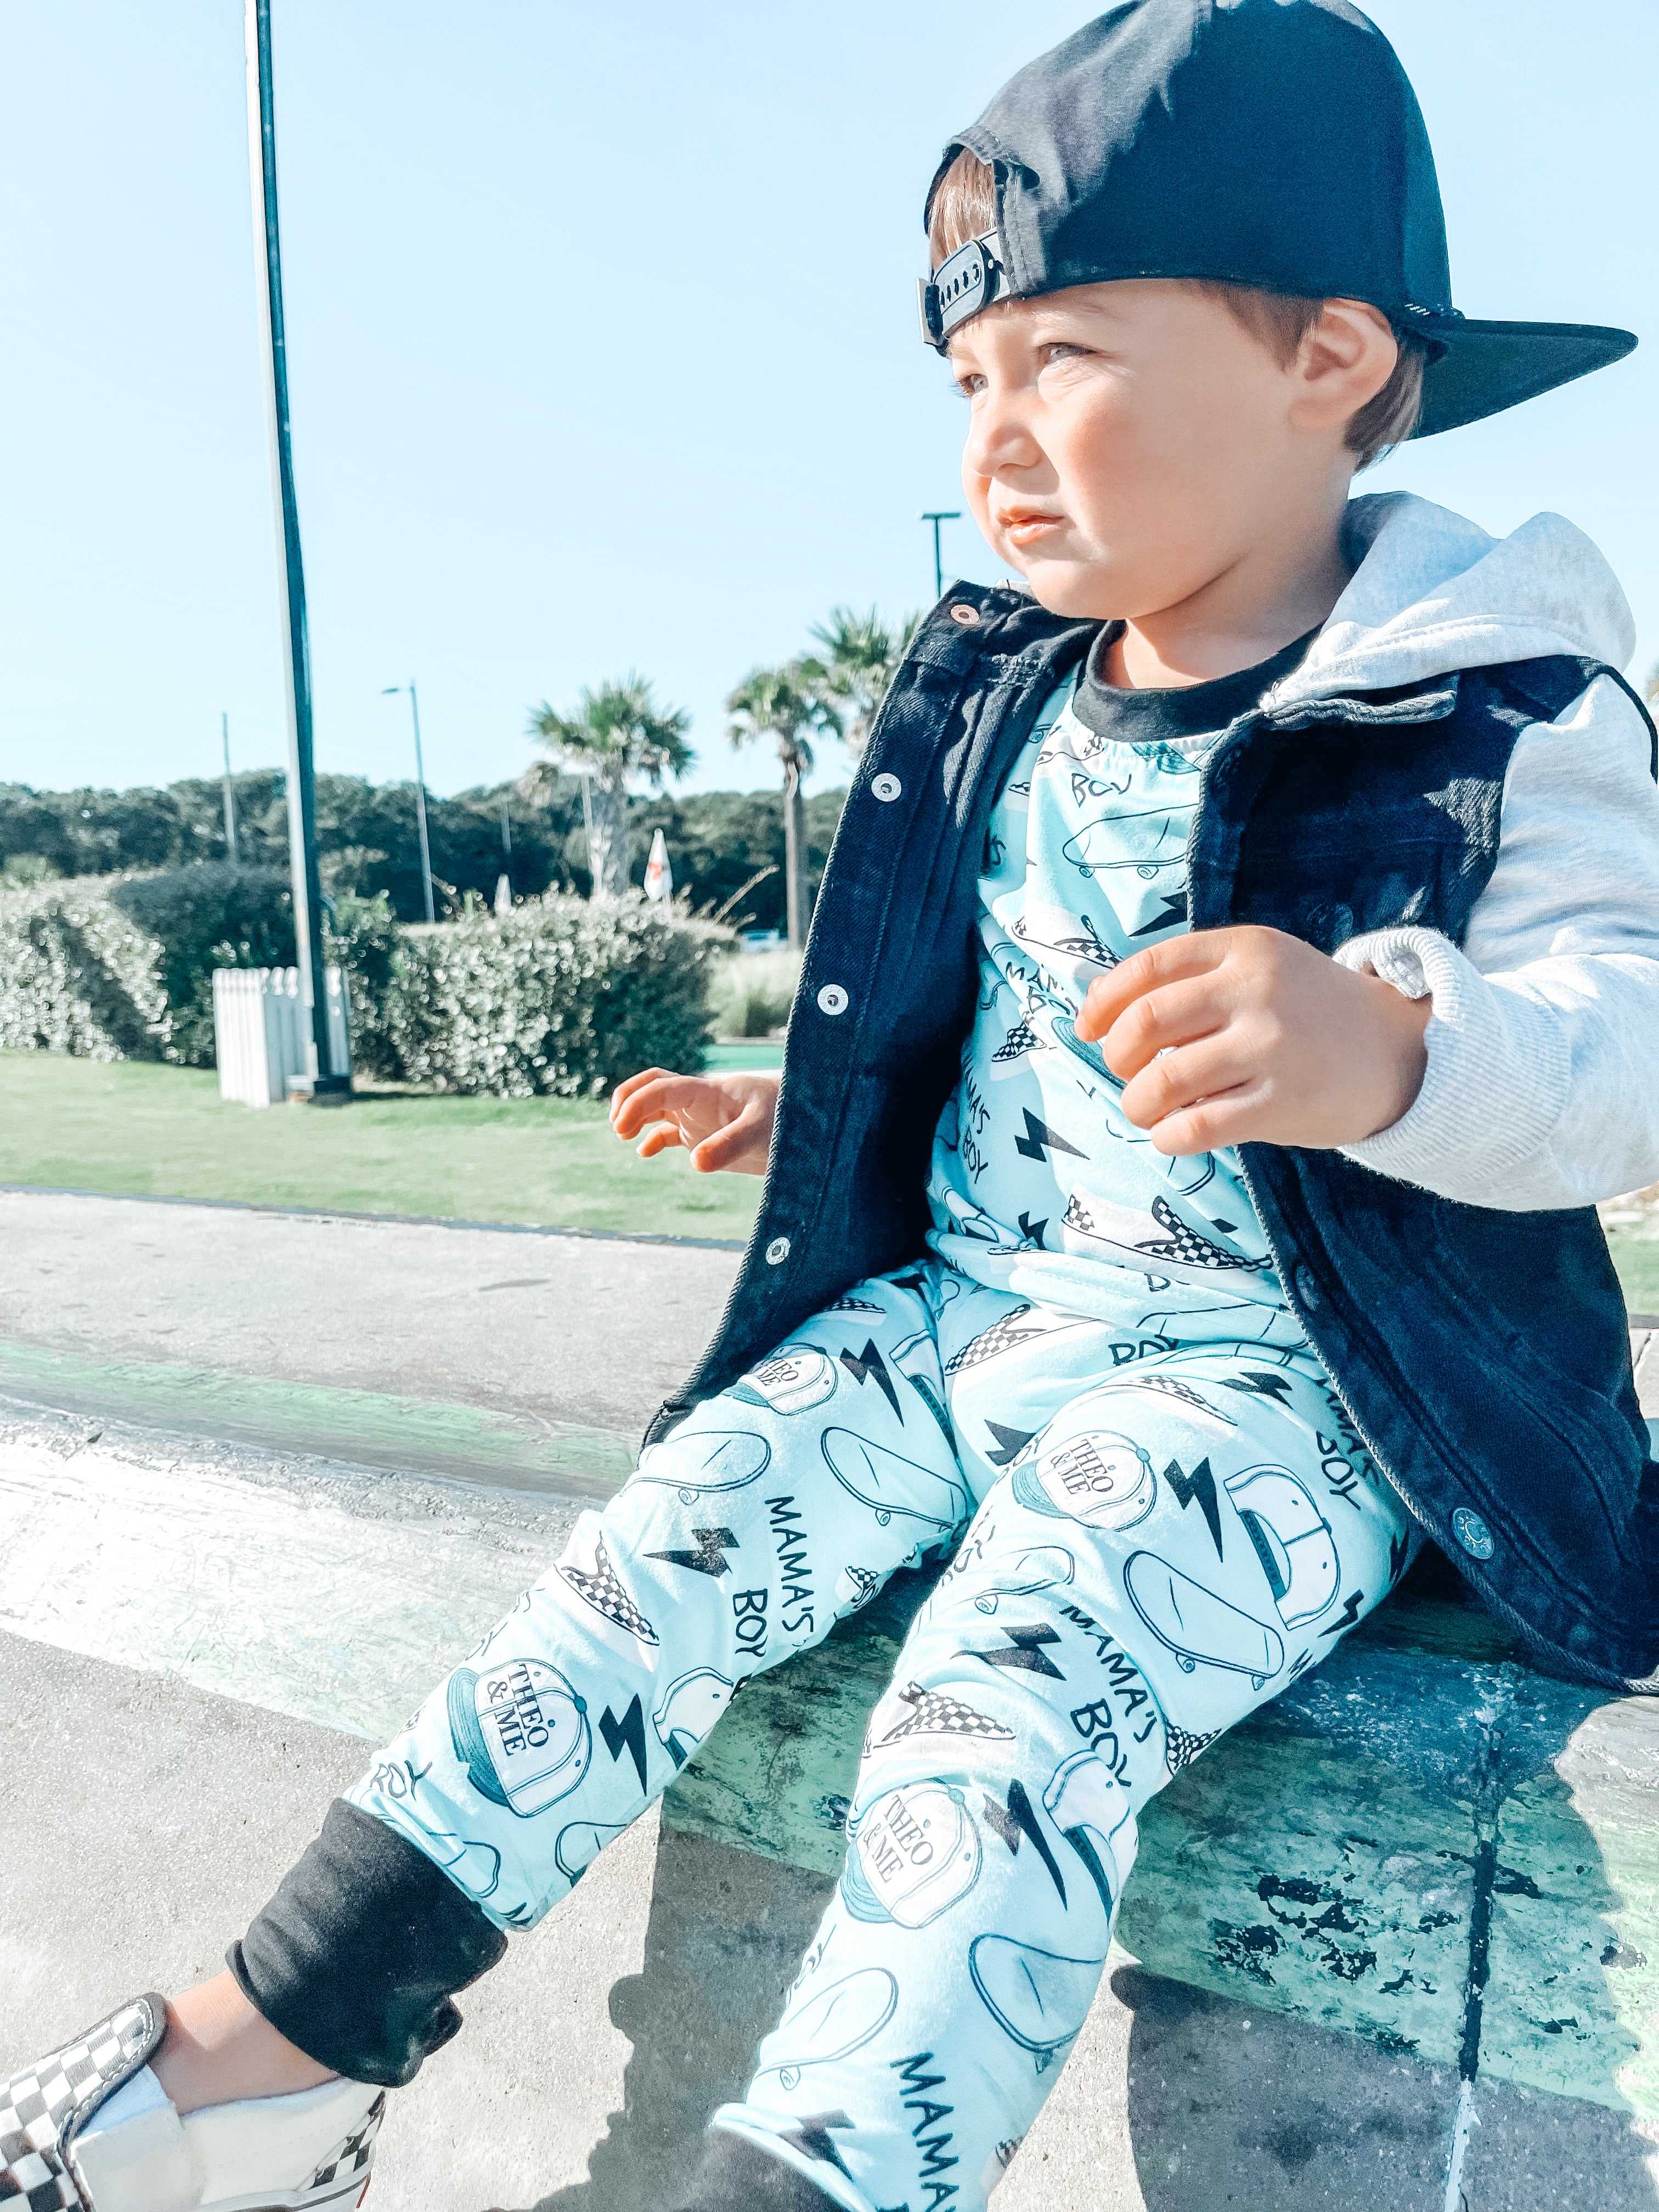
1288;299;1399;434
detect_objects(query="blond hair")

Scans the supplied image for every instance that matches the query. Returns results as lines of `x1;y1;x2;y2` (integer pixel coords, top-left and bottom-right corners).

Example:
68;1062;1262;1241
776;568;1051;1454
927;149;1424;469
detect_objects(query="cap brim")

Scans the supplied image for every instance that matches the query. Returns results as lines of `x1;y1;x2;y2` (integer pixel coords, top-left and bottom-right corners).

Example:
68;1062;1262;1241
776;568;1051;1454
1412;316;1636;438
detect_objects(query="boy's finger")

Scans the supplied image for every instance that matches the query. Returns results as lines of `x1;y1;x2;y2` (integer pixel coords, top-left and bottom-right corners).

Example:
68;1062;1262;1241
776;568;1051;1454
635;1122;686;1159
611;1076;686;1137
610;1067;672;1120
690;1105;765;1174
1074;934;1227;1041
1101;974;1231;1080
1144;1085;1268;1158
1119;1032;1254;1127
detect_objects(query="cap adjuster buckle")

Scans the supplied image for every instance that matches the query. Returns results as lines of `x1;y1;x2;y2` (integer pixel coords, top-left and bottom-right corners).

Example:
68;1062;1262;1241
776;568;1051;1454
918;229;1006;350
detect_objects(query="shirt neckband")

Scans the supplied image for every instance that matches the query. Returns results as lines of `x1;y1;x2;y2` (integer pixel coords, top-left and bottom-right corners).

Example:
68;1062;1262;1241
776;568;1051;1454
1069;622;1321;744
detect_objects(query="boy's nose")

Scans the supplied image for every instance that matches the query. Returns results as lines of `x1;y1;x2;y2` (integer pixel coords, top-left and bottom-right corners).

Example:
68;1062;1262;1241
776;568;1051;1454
962;391;1043;483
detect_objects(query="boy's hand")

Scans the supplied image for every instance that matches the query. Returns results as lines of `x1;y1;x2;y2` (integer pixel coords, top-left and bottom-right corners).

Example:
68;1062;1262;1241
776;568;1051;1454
609;1068;780;1176
1075;926;1430;1156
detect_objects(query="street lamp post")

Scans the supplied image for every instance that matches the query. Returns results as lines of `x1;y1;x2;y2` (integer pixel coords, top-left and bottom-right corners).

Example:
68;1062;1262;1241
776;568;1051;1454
243;0;346;1096
382;681;435;924
919;510;963;600
220;711;238;871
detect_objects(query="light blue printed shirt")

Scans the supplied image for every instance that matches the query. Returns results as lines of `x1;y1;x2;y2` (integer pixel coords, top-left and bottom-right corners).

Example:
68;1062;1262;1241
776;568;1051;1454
927;630;1317;1351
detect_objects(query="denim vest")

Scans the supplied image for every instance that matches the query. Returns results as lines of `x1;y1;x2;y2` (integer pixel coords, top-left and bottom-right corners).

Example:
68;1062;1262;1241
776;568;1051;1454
648;586;1659;1691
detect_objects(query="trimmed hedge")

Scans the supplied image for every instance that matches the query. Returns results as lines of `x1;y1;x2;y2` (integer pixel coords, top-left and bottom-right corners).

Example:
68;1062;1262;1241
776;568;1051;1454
110;865;295;1065
0;870;721;1095
0;876;172;1059
0;866;294;1065
375;894;721;1096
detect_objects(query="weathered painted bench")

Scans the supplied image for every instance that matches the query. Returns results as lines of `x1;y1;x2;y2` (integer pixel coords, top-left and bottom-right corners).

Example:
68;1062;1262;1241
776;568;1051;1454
660;1323;1659;2128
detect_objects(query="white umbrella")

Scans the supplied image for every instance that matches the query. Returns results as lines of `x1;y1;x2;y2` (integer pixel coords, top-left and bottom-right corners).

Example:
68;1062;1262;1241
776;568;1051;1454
644;826;673;902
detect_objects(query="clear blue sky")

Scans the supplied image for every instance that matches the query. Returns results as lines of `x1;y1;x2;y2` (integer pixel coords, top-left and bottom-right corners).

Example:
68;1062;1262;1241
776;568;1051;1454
0;1;1652;801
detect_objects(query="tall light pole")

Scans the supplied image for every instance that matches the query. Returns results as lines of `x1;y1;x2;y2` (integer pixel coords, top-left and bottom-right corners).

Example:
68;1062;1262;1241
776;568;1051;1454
244;0;346;1095
920;509;962;600
220;711;239;871
382;681;435;923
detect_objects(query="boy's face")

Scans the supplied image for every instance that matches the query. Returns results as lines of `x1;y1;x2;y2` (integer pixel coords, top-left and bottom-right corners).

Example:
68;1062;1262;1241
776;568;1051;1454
949;280;1356;623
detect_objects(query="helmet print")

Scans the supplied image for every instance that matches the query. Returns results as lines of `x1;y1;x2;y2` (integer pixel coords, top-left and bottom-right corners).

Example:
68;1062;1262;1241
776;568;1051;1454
1012;1430;1157;1529
447;1657;592;1819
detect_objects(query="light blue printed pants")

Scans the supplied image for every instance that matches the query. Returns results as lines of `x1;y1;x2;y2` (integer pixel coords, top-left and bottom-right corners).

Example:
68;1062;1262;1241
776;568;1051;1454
351;1262;1414;2212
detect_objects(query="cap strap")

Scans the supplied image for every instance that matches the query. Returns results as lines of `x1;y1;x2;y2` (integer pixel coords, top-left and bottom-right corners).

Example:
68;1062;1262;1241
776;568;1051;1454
918;228;1007;351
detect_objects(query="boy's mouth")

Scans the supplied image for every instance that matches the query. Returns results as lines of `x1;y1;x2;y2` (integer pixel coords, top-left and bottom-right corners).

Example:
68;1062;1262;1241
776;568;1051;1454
998;507;1066;548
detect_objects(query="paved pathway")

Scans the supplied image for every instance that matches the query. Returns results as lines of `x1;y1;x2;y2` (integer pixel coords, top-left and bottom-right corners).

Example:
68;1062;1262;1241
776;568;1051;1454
0;1188;741;1488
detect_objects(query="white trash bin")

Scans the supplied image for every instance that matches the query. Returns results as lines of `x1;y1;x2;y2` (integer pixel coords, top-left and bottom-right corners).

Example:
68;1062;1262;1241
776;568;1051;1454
212;966;352;1108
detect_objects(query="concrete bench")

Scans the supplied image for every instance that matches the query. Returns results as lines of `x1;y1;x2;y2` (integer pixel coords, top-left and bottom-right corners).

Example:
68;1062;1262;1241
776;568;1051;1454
661;1322;1659;2132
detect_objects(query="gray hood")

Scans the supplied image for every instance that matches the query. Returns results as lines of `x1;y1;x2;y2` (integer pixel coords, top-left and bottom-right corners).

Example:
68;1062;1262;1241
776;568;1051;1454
1267;492;1637;710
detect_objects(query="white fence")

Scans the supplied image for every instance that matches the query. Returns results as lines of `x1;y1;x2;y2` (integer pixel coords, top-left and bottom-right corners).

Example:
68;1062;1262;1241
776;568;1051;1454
212;966;351;1108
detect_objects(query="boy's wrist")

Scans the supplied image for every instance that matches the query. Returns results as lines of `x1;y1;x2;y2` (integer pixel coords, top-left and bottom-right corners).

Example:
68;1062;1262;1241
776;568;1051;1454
1362;981;1432;1138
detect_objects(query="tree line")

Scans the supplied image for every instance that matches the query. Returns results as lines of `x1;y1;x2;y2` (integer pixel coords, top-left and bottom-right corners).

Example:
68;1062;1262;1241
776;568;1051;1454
1;603;916;943
0;770;847;937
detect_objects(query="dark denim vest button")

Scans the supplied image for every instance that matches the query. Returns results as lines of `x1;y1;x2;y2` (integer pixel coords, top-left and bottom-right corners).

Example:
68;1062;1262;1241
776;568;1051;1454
765;1236;791;1266
816;984;850;1017
1293;1262;1322;1311
949;603;981;626
871;773;902;803
1452;1507;1494;1560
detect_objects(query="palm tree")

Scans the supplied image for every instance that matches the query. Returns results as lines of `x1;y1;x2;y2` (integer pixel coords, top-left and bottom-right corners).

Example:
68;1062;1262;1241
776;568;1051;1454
804;605;921;764
524;675;692;898
726;663;841;949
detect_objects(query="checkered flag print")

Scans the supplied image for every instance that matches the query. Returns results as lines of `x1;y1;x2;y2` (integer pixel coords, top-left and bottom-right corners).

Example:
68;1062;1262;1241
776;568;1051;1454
1164;1723;1218;1774
872;1682;1017;1750
561;1537;660;1647
1;1995;163;2212
826;1295;883;1313
1113;1374;1237;1426
306;2093;386;2196
1136;1195;1271;1274
943;1304;1044;1375
991;1020;1043;1064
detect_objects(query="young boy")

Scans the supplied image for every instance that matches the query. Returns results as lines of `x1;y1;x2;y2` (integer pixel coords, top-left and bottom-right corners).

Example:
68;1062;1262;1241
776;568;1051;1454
8;4;1656;2208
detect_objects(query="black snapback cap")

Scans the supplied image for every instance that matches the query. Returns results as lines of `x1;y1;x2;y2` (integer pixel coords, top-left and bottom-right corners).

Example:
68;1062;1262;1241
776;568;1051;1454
919;0;1636;439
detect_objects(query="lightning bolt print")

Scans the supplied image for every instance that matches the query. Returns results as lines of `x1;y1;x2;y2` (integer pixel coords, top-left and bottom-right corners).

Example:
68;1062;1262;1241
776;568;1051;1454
1319;1590;1367;1638
1014;1109;1087;1164
960;1622;1066;1680
839;1339;904;1423
981;1780;1068;1906
648;1526;739;1579
599;1694;649;1792
779;2115;855;2179
984;1420;1037;1470
1162;1456;1224;1560
1215;1370;1297;1406
1130;891;1188;936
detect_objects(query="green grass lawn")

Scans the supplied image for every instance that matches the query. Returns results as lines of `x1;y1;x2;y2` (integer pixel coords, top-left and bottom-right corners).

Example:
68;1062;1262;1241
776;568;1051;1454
0;1052;764;1242
4;1051;1657;1312
1601;1200;1659;1318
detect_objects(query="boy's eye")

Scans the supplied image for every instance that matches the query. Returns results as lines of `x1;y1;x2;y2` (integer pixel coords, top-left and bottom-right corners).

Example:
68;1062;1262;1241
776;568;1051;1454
954;371;988;400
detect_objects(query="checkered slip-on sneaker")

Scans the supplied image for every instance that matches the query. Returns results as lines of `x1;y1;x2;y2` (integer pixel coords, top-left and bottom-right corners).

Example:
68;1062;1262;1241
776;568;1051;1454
1;1994;165;2211
1;1997;386;2212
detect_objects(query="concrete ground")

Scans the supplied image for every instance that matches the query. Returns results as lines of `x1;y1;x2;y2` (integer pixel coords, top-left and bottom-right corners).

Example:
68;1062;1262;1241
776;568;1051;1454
1;1188;1655;2209
0;1188;743;1488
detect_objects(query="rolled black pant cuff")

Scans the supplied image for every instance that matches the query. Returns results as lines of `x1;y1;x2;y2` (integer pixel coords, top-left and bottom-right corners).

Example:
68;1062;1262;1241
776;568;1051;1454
230;1798;507;2087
